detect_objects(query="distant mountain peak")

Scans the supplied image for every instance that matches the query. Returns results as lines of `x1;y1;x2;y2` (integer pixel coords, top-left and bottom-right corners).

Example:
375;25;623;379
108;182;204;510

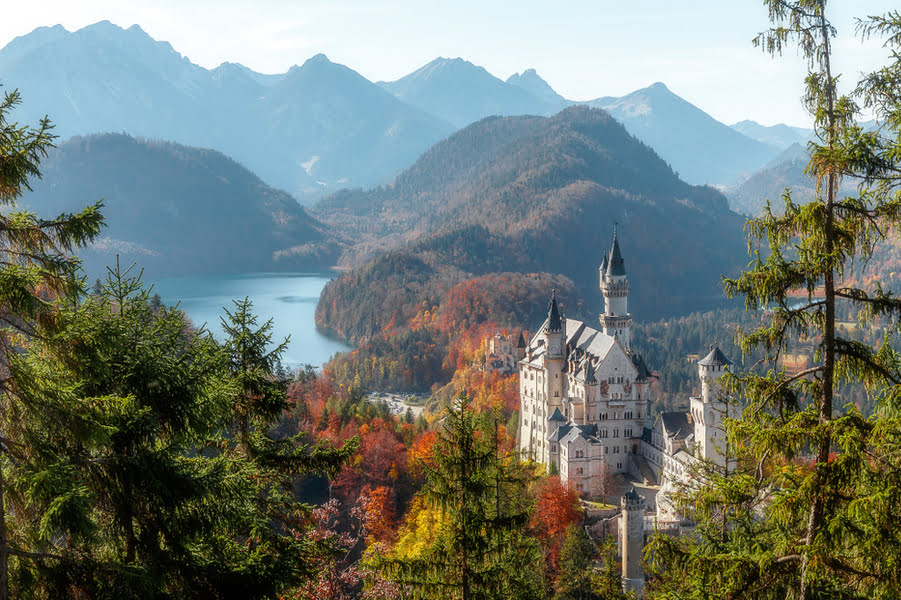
305;52;332;65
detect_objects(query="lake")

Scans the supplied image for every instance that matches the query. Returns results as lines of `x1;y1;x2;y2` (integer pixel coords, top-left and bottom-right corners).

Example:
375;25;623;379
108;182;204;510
151;273;351;369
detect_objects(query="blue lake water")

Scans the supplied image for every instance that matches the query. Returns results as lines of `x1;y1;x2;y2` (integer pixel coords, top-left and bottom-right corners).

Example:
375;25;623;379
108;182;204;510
151;273;350;369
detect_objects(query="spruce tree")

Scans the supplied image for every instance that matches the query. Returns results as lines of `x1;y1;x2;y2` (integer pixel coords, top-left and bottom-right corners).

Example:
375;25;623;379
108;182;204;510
0;87;103;600
6;266;354;598
647;4;901;599
376;397;544;599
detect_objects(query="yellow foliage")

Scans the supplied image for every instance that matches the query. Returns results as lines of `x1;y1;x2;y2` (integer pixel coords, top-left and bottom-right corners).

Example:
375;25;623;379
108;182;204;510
391;496;448;560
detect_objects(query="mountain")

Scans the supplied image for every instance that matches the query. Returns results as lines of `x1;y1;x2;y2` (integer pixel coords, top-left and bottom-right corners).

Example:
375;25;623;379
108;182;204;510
588;83;778;186
505;69;571;111
22;134;340;278
0;22;453;201
378;57;559;128
726;143;812;215
731;120;813;149
315;106;749;324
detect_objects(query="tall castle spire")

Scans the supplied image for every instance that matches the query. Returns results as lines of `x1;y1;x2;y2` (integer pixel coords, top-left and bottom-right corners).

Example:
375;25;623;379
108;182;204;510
599;227;633;350
547;289;563;332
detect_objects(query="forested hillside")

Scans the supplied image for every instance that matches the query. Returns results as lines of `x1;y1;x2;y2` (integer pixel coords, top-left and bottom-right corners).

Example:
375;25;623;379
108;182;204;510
316;106;748;324
23;133;341;278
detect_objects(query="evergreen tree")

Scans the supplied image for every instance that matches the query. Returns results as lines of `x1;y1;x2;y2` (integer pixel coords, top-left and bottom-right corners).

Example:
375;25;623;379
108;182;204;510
6;267;354;598
376;397;545;599
554;526;624;600
0;87;103;600
647;4;901;599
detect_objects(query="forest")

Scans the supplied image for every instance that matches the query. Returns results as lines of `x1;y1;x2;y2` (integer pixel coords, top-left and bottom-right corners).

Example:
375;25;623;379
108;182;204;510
3;1;901;599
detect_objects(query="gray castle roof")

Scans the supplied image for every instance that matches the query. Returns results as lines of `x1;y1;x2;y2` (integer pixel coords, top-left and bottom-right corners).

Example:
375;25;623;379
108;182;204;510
698;342;733;367
632;353;651;382
516;331;526;348
606;230;627;277
548;407;566;422
661;411;692;439
547;290;563;332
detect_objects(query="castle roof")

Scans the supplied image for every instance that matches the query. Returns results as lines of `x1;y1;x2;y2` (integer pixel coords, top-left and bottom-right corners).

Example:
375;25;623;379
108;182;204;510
601;251;608;274
623;486;642;502
547;290;563;332
548;424;572;442
523;317;635;379
661;411;692;439
698;342;733;367
606;229;627;277
516;331;526;348
548;407;566;422
583;360;598;384
632;354;651;382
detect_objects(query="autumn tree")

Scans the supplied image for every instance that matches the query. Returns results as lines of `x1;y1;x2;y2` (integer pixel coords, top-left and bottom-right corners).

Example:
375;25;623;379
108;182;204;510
648;4;901;599
530;476;582;584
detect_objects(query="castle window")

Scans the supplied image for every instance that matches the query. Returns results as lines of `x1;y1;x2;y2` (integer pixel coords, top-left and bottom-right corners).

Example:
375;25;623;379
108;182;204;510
554;391;559;397
614;446;619;454
604;447;609;454
617;462;623;470
613;429;619;438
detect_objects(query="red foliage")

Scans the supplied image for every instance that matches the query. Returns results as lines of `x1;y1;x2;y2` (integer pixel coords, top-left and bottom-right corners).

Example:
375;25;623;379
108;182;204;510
530;476;583;577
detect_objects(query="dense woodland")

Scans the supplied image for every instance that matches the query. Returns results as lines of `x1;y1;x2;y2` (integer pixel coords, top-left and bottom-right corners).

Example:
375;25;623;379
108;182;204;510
3;1;901;598
314;106;749;321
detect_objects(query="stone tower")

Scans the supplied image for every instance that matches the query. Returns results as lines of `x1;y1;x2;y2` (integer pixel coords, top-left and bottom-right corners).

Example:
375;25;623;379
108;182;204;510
620;487;645;594
599;229;632;350
690;342;733;467
543;290;566;413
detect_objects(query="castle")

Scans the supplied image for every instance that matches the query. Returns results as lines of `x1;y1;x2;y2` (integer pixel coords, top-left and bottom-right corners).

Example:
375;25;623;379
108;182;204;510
518;231;732;487
516;232;734;593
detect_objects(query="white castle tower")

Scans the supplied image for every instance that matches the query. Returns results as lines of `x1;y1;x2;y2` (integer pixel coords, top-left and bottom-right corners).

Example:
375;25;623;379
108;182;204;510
621;487;646;594
543;290;566;412
599;228;632;350
689;342;733;467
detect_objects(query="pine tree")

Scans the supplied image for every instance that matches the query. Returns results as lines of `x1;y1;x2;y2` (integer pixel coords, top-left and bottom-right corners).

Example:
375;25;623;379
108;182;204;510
554;526;624;600
647;4;901;599
0;87;103;600
375;397;545;599
6;266;355;598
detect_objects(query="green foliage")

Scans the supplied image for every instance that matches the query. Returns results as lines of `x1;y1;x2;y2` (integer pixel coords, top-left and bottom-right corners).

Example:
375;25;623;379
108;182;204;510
374;397;545;599
647;5;901;600
3;266;355;599
0;85;104;600
554;526;624;600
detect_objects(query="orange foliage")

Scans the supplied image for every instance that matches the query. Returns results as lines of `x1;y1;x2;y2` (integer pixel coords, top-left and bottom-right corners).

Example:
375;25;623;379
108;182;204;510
360;485;397;546
530;476;583;575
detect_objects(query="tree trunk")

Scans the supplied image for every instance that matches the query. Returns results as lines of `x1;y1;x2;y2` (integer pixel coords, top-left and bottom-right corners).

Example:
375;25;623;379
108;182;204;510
799;11;837;599
0;465;9;600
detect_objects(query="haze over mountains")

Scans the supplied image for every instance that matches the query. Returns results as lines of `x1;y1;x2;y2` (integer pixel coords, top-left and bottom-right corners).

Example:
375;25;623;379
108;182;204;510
1;20;809;203
22;134;339;278
316;107;748;322
0;21;452;201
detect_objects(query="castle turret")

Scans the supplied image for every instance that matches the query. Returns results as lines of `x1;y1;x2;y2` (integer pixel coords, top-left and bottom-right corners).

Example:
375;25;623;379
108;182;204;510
599;229;633;350
621;487;646;594
543;290;566;412
690;342;733;466
515;331;527;361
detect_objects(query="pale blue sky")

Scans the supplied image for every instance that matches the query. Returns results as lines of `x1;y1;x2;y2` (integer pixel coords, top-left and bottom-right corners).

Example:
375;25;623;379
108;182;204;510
2;1;895;127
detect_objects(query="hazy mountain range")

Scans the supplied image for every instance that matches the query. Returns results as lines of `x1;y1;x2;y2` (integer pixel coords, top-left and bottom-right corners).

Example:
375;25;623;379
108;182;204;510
2;21;811;201
0;21;452;201
316;106;748;321
21;134;339;279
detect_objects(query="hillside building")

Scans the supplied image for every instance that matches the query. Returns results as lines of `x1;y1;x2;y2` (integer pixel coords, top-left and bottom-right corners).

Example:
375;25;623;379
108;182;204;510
517;232;733;498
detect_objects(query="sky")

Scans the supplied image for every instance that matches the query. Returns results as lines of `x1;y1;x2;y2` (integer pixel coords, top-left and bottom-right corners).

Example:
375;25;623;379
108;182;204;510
1;1;896;127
